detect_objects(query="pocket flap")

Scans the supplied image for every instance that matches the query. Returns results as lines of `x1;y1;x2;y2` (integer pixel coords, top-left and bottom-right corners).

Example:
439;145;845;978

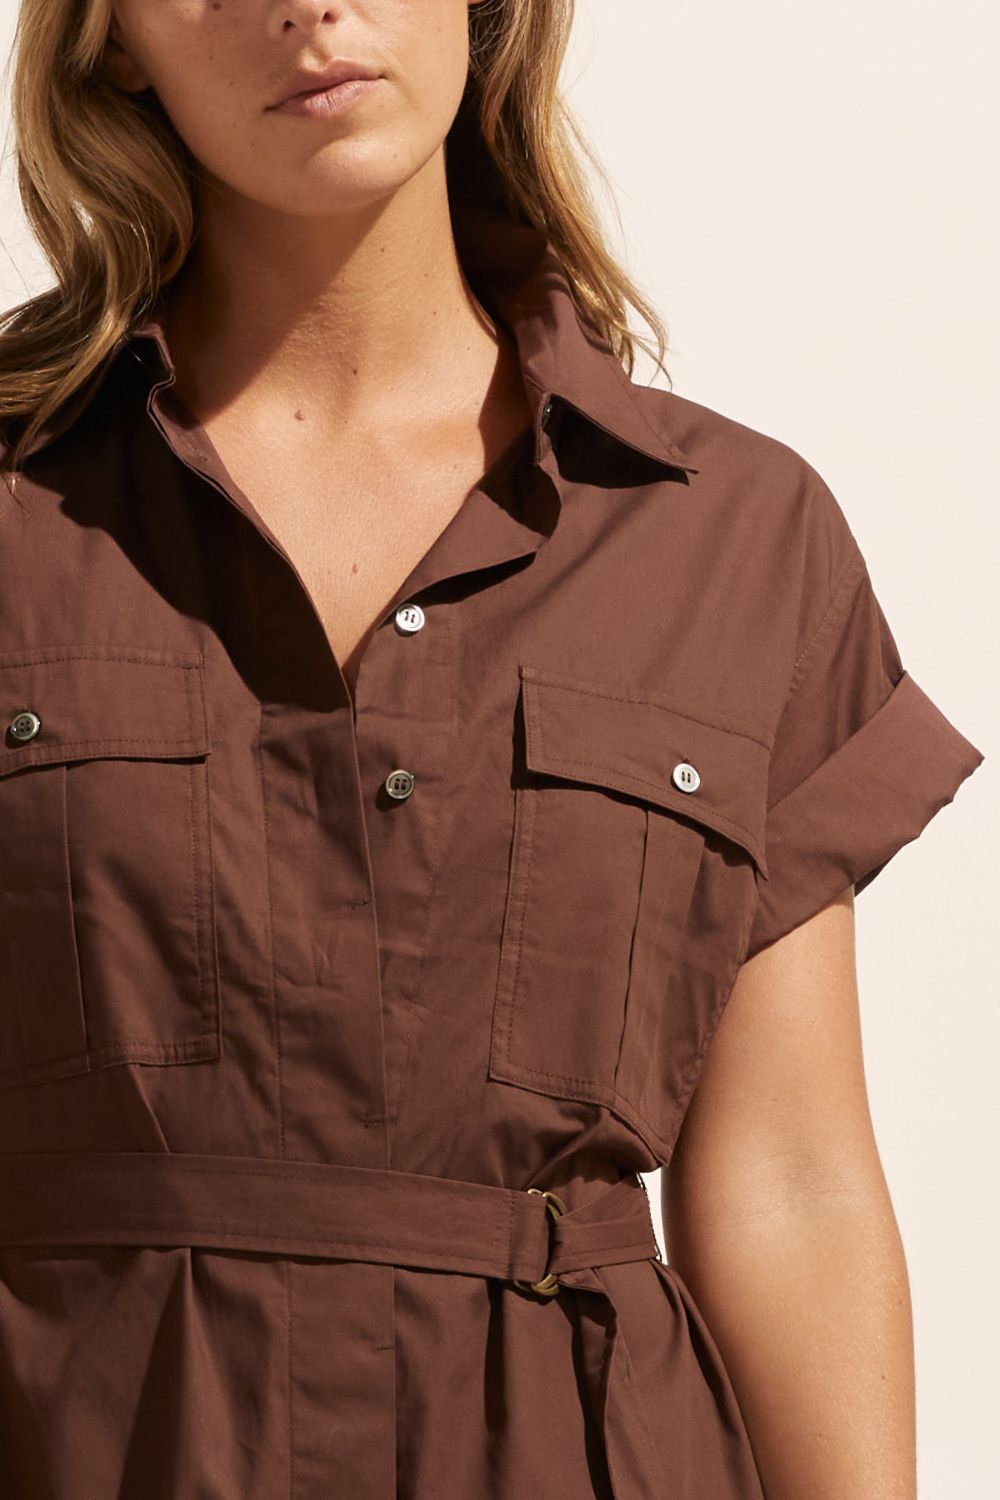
519;664;771;878
0;647;210;776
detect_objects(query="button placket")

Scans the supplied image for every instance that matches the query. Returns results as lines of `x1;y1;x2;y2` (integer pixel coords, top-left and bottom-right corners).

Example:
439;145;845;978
385;601;425;796
356;596;457;1127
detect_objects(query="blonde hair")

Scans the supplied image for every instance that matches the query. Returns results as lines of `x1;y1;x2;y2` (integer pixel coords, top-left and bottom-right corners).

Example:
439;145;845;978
0;0;676;487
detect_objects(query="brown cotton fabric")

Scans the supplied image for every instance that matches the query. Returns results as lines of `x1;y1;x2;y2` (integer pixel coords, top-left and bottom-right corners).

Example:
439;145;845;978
0;206;985;1500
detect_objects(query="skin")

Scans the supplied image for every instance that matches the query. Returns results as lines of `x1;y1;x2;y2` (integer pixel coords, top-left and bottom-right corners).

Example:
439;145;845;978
664;886;917;1500
105;6;917;1494
102;0;531;690
102;0;499;436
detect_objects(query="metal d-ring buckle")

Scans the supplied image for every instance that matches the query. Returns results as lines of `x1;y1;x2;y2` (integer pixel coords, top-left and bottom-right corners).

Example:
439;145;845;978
514;1187;568;1297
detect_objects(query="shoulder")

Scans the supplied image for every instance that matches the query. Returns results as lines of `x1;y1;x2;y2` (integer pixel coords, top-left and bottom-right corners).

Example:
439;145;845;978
635;381;869;616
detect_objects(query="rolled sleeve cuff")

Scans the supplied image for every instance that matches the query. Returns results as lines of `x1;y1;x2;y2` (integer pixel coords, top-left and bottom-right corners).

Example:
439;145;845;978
744;671;985;961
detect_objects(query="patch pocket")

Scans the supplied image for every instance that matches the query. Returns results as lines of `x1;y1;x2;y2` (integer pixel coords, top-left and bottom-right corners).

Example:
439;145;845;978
488;665;770;1143
0;646;221;1092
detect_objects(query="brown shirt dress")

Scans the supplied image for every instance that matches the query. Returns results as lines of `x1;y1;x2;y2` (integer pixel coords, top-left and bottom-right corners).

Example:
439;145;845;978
0;207;985;1499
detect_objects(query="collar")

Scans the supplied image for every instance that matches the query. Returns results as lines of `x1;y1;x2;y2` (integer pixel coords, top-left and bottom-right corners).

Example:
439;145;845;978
454;207;697;474
17;210;697;476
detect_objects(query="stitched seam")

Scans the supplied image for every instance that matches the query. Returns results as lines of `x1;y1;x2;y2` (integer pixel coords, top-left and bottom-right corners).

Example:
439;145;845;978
2;737;203;753
526;749;762;854
3;1227;514;1264
523;671;770;749
503;787;537;1075
652;873;763;1161
504;1190;517;1280
7;1158;505;1191
788;548;867;694
0;652;203;669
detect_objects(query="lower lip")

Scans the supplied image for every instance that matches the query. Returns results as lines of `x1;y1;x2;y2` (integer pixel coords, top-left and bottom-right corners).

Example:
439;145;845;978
270;76;382;118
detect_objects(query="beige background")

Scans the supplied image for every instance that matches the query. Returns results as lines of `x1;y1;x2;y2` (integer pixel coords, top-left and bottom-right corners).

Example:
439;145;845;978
1;1;996;1492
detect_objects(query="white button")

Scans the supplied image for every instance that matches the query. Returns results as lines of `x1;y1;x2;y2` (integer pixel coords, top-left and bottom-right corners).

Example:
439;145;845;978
385;768;415;800
9;710;41;742
671;761;700;794
394;603;425;635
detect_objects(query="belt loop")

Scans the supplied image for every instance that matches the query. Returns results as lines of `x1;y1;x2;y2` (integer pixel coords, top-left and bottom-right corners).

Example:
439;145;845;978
513;1187;568;1297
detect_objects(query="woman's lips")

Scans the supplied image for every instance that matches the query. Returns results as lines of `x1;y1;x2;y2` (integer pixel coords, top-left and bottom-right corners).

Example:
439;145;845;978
268;76;383;118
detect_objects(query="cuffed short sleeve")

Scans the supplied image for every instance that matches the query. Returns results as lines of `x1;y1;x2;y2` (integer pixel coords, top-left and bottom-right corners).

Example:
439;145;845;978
744;532;985;963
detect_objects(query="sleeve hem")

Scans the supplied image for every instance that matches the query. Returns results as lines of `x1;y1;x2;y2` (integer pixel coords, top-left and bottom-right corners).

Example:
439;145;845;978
743;670;985;962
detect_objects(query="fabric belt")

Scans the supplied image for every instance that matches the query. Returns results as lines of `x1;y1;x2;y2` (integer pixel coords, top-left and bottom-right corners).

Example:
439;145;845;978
0;1150;669;1498
0;1151;659;1292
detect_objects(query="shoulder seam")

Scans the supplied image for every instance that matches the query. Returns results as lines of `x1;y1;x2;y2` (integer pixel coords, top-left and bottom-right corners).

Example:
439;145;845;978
788;545;867;699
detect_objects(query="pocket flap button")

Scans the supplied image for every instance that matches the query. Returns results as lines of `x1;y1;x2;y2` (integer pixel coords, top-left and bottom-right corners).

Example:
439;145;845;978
671;760;701;794
9;710;42;743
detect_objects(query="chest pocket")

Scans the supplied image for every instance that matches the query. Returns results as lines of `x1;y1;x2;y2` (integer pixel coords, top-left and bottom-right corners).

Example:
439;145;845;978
0;646;221;1093
488;664;771;1159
